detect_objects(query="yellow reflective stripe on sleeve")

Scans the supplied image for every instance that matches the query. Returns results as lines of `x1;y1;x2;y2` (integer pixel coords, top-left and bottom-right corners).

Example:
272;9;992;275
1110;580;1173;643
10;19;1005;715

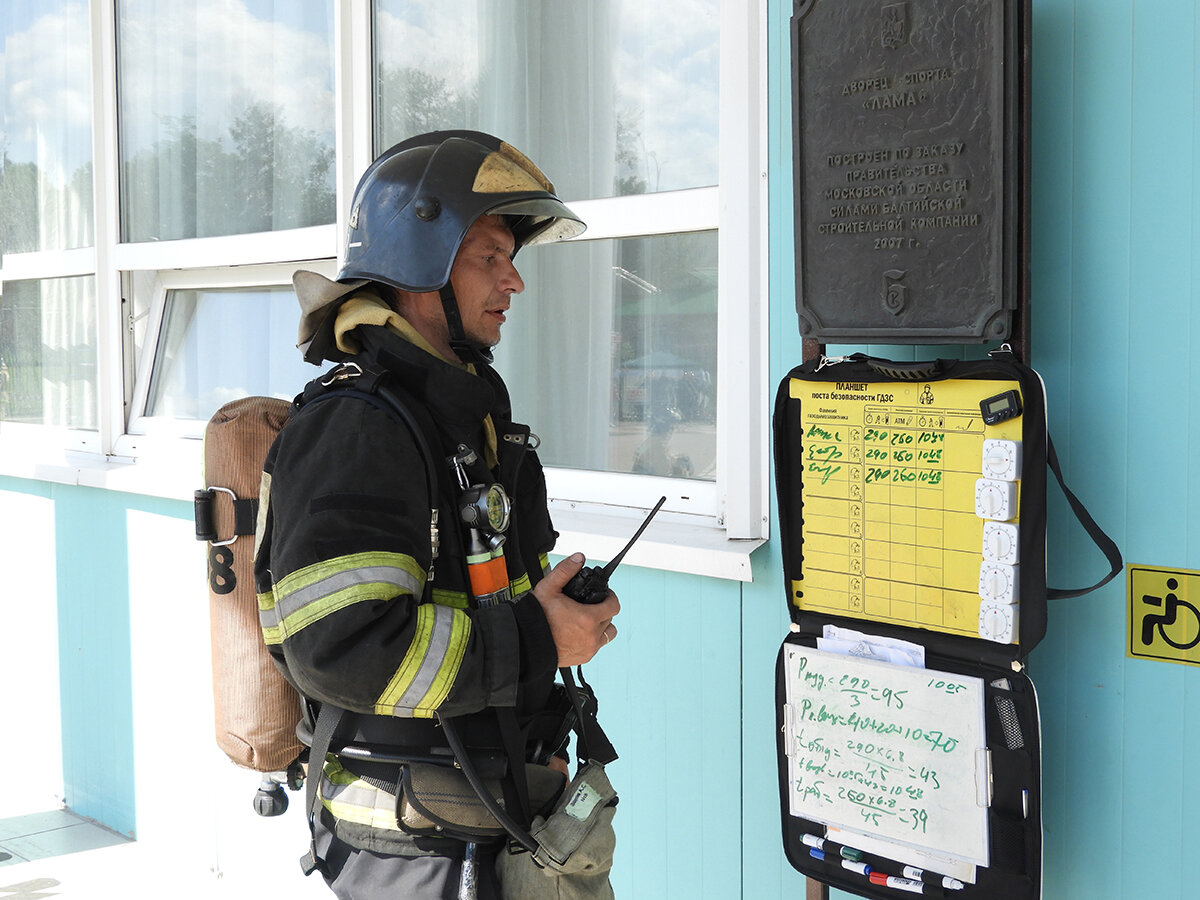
260;551;425;640
431;588;469;609
510;573;532;595
539;552;550;575
375;603;470;717
258;589;283;645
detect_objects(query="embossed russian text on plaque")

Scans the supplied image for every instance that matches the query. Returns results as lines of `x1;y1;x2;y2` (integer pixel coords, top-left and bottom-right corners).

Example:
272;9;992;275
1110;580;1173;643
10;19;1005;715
791;0;1028;342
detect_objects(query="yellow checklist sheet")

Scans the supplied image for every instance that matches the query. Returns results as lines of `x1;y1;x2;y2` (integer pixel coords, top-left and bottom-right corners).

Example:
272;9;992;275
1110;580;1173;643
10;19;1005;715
789;376;1023;639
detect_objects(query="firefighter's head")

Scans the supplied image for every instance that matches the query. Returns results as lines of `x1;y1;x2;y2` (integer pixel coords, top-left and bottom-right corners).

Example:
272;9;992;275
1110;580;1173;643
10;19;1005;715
338;131;584;362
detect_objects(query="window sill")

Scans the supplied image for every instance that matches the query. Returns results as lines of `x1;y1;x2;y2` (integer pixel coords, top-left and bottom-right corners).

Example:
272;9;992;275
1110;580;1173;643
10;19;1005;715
0;439;765;582
548;500;764;583
0;437;202;501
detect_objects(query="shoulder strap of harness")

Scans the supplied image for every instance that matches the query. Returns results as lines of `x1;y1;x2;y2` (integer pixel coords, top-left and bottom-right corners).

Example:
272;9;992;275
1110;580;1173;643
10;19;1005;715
293;361;445;877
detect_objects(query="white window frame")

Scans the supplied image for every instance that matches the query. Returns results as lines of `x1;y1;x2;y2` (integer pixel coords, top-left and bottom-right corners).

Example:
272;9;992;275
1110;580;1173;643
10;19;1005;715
0;261;105;457
120;259;337;442
537;0;771;552
0;0;768;580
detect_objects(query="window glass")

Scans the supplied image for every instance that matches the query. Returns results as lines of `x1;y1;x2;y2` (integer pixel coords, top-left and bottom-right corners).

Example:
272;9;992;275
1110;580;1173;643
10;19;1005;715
0;1;94;255
144;286;314;421
372;0;719;200
493;231;717;480
0;276;97;429
116;0;336;242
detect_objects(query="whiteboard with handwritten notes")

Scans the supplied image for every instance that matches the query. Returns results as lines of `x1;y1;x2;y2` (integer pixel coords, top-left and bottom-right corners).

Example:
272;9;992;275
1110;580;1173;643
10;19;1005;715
782;644;990;865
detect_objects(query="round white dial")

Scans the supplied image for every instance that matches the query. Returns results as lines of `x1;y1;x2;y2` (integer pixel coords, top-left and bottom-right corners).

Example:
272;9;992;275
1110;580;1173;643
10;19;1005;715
983;521;1020;565
979;562;1019;603
975;478;1017;521
979;602;1018;643
982;439;1022;480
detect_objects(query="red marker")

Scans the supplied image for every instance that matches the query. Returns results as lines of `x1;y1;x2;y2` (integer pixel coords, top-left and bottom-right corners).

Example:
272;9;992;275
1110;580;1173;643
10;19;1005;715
867;872;926;893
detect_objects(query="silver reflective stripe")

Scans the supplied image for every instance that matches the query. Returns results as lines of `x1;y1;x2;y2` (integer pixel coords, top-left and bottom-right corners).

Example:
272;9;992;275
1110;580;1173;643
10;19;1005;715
320;770;403;831
383;604;455;715
261;563;422;633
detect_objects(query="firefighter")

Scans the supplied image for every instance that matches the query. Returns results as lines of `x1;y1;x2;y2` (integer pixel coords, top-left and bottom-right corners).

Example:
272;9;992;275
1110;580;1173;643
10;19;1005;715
255;131;620;898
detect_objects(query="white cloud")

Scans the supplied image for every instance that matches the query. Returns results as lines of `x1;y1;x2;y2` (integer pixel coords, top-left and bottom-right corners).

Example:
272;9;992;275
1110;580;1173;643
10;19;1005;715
1;1;93;175
116;0;334;151
2;0;718;189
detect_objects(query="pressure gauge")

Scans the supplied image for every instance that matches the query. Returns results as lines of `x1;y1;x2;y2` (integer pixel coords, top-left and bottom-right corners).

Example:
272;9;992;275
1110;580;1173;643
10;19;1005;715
982;439;1022;481
979;601;1019;643
975;478;1017;521
982;521;1020;565
459;483;512;535
979;561;1019;604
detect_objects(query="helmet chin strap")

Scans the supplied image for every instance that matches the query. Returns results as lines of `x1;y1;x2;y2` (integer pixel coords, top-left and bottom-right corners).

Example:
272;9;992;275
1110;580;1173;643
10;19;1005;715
439;284;493;365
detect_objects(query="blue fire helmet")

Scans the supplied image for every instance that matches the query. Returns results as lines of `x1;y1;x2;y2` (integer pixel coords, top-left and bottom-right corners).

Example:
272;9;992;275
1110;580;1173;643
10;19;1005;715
338;131;585;292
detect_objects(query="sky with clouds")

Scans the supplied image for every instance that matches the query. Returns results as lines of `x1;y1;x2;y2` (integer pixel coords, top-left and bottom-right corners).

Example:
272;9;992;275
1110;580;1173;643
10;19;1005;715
3;0;717;192
375;0;719;193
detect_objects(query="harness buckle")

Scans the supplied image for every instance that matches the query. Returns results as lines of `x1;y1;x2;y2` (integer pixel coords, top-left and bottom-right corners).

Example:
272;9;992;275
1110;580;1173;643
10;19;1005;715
320;361;364;387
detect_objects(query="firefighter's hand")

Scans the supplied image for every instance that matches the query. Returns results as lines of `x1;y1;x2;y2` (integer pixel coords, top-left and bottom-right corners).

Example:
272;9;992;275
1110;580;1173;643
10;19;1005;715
533;553;621;667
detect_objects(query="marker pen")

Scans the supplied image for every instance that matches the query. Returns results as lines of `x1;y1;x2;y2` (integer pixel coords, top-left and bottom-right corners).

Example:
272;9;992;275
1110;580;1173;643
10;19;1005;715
808;848;874;877
868;872;926;894
902;865;966;890
841;859;872;876
800;833;865;861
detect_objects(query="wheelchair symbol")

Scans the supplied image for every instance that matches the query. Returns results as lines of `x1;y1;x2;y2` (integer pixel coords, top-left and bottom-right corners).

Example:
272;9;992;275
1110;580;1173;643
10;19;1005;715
1141;579;1200;650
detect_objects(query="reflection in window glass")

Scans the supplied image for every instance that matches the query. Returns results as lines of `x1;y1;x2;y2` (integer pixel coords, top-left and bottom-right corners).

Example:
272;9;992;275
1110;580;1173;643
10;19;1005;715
494;231;717;480
0;277;97;429
117;0;335;242
373;0;719;200
0;1;94;255
145;286;314;421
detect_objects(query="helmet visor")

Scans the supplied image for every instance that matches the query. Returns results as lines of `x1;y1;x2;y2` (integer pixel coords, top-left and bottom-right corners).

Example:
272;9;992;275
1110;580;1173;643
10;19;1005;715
487;196;586;247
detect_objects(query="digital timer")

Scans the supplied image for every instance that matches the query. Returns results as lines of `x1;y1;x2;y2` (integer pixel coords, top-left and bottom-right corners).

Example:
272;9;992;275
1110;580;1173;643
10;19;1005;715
980;389;1022;425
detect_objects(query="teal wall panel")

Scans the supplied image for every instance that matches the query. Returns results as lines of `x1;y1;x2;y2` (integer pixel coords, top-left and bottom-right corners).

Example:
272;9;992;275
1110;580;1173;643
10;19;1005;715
0;476;138;836
571;563;746;898
49;481;137;837
770;1;1200;898
0;476;194;839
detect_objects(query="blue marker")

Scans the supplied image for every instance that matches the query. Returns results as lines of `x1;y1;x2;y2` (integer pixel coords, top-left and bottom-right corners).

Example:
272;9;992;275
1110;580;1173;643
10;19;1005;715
841;859;873;876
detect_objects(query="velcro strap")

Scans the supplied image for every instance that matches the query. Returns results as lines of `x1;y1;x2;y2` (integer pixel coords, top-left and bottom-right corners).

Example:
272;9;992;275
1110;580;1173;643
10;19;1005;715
193;488;258;545
233;497;259;537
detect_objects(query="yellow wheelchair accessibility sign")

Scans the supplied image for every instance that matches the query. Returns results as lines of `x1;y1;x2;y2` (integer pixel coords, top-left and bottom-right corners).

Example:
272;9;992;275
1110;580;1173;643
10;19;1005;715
1129;564;1200;666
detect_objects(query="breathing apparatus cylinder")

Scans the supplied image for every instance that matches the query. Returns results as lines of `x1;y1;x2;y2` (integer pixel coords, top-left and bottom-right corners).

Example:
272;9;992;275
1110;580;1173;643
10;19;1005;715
466;537;511;607
451;445;514;608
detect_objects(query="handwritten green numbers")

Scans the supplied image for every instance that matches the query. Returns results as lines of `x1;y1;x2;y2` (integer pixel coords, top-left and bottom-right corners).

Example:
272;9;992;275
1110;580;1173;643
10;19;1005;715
784;646;989;865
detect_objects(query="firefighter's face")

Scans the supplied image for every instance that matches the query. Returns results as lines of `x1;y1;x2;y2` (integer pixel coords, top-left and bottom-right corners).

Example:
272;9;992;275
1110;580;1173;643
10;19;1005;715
446;214;525;353
392;214;524;363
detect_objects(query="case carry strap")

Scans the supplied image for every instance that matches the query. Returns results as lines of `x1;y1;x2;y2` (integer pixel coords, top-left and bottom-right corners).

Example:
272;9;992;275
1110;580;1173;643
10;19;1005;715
1046;435;1123;599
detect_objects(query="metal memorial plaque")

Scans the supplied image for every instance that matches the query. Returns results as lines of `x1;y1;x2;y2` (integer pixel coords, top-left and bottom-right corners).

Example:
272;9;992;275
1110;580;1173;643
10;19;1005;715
790;0;1027;343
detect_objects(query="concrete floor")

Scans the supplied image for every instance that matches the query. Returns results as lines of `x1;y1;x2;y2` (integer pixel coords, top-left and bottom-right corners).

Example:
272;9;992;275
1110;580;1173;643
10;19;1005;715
0;808;130;869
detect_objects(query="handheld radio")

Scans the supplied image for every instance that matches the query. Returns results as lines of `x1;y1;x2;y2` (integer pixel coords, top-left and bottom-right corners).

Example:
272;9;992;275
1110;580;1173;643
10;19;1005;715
563;496;667;604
